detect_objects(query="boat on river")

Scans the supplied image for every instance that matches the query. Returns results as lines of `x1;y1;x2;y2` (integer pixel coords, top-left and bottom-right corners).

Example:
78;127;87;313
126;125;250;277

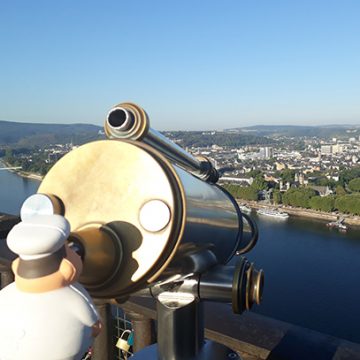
239;204;252;213
257;208;289;219
326;218;348;232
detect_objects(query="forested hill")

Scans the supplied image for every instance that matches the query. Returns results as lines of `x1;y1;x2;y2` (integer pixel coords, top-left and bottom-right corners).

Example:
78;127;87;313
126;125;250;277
0;120;103;147
0;121;278;149
164;131;273;147
231;125;360;138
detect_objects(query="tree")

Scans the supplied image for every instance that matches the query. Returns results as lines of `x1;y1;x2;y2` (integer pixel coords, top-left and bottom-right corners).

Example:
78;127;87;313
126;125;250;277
248;170;262;178
348;178;360;192
251;175;267;191
313;177;337;189
335;185;346;196
273;190;282;204
309;196;335;212
280;169;296;183
335;194;360;215
222;184;258;201
339;167;360;187
5;148;13;159
282;188;317;208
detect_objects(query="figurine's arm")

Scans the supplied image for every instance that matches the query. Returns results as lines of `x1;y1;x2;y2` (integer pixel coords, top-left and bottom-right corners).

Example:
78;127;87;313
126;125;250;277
69;283;102;336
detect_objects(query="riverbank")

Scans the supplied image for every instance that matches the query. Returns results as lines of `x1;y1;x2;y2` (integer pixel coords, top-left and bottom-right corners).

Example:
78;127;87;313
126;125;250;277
238;200;360;227
1;159;359;227
0;159;43;181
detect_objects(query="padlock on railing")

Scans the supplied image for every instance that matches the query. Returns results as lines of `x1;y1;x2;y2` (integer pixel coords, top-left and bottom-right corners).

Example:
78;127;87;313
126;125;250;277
116;329;134;353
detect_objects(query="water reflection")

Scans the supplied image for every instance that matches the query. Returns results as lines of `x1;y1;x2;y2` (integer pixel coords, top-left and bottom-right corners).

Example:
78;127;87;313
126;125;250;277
243;212;360;343
0;169;39;215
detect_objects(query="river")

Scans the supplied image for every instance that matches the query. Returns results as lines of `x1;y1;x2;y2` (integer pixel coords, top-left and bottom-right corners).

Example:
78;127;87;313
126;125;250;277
0;167;359;344
0;165;39;214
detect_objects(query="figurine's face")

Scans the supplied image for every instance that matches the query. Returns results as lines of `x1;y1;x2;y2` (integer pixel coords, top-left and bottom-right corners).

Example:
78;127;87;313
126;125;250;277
12;244;83;293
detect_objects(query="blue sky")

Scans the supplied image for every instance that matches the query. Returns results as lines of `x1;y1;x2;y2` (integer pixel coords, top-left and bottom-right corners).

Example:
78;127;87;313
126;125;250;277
0;0;359;130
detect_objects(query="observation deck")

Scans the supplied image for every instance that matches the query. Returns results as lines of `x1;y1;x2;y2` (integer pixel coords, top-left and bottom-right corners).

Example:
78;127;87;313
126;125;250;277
1;213;360;359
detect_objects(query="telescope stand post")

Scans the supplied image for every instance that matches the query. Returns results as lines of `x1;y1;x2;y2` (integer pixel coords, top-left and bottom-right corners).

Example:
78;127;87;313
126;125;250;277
157;293;204;359
132;293;241;360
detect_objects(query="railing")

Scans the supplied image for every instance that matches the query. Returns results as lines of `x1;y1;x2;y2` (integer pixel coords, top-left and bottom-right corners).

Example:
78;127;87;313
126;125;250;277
113;297;360;360
113;306;133;359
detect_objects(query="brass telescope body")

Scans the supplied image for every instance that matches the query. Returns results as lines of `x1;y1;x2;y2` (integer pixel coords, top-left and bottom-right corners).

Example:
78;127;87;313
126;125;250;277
38;139;243;298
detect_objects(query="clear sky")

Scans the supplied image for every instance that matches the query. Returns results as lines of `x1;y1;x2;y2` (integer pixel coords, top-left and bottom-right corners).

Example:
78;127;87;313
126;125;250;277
0;0;359;130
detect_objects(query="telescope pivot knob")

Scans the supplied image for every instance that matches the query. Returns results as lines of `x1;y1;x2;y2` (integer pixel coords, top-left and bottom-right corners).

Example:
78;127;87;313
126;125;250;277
232;258;264;314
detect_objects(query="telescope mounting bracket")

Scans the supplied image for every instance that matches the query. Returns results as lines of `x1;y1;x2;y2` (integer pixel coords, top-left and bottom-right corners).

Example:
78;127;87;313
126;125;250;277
132;290;241;360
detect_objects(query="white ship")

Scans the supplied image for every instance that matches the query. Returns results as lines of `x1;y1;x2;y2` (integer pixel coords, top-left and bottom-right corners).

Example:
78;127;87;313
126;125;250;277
257;208;289;219
239;204;252;213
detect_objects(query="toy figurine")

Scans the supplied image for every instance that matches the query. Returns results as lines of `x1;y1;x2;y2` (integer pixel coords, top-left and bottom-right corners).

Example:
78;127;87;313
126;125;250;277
0;214;101;360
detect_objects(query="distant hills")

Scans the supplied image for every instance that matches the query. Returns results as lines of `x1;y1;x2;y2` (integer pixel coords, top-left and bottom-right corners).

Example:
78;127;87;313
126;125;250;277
229;125;360;139
0;120;274;149
165;130;273;147
1;120;359;149
0;120;104;147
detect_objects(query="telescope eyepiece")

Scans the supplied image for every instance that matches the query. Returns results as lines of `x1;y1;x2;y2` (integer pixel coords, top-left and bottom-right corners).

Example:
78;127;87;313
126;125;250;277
107;107;135;131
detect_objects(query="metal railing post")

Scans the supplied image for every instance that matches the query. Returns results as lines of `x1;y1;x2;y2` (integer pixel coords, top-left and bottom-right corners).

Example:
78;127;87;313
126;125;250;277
92;302;114;360
1;270;14;289
127;311;156;352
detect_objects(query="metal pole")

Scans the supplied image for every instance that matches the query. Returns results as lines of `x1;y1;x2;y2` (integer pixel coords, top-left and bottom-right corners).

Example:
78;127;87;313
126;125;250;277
92;302;114;360
131;294;240;360
157;294;204;360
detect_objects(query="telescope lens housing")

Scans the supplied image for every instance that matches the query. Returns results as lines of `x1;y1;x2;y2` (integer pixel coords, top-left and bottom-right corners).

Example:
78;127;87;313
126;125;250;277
38;140;243;298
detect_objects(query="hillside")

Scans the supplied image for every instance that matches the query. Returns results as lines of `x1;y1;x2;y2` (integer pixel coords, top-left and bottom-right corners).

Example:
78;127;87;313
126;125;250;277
0;120;104;147
230;125;360;139
164;131;274;147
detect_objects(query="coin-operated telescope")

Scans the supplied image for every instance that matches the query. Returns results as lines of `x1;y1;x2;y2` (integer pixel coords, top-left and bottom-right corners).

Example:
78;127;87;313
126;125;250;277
22;103;264;360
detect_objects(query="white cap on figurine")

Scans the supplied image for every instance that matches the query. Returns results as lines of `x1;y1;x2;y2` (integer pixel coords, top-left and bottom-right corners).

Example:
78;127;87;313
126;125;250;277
7;214;70;260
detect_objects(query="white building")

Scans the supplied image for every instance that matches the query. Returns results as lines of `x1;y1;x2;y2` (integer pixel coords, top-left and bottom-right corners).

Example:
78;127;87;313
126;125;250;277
321;145;332;155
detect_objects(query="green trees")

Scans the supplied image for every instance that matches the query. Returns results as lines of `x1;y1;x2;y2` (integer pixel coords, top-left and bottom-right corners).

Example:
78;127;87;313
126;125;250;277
222;171;268;201
339;167;360;187
1;147;52;176
348;178;360;192
272;190;282;204
280;169;296;183
224;181;360;216
335;195;360;215
4;148;13;159
168;131;273;148
335;185;346;196
223;184;258;201
312;177;337;189
282;188;317;208
248;170;262;178
251;175;267;191
309;196;335;212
